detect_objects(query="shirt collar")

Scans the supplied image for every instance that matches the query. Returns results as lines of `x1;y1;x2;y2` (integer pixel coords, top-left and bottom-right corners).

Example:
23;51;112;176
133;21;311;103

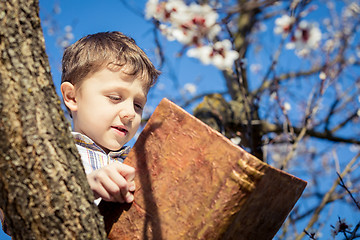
71;132;131;159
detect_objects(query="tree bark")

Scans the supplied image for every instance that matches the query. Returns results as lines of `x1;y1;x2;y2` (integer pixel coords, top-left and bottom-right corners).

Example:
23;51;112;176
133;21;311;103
0;0;107;239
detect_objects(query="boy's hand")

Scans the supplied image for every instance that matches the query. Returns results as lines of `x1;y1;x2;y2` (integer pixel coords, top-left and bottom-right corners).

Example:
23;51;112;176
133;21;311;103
87;162;136;203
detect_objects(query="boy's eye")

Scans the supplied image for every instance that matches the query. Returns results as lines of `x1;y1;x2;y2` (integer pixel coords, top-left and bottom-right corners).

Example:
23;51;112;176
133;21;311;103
108;95;121;101
134;103;144;111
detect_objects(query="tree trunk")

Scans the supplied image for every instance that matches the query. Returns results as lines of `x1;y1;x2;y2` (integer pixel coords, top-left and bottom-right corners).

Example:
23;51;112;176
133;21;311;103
0;0;107;239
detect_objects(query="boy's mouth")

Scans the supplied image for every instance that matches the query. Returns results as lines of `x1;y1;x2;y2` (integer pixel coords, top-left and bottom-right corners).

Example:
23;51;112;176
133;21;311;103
112;126;128;135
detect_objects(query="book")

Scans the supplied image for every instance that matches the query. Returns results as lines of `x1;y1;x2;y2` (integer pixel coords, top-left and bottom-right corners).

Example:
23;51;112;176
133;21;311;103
99;98;307;240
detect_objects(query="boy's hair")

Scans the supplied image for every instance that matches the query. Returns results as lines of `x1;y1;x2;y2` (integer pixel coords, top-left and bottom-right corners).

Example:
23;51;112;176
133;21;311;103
61;31;160;93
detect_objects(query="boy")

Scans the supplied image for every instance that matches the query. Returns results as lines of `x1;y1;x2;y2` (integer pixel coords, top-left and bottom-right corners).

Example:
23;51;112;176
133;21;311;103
1;31;160;237
60;31;160;204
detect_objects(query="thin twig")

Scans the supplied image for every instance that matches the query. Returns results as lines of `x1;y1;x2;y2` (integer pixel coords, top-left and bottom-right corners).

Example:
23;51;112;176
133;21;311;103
336;172;360;210
304;229;317;239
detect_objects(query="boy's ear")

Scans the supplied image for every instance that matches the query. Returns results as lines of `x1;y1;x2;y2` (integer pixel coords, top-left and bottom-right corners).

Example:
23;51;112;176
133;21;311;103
61;82;78;111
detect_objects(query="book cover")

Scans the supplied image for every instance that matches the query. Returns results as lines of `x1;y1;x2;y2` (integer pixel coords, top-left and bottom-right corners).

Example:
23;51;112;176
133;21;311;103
99;98;307;240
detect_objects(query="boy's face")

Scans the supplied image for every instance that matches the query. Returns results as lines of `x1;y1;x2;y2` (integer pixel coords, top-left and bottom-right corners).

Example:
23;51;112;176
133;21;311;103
66;67;147;153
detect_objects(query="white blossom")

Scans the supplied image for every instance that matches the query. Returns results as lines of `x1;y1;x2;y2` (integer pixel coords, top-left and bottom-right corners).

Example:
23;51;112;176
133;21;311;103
64;25;72;32
145;0;221;45
270;92;277;101
53;3;61;14
350;144;360;153
331;218;352;237
343;2;360;18
324;39;337;52
348;56;356;64
65;32;74;41
250;63;262;74
159;24;188;42
274;15;295;35
145;1;239;69
60;40;70;48
319;71;326;80
58;25;75;48
187;45;213;64
207;24;221;41
286;20;322;57
254;22;267;33
188;3;218;27
164;0;188;22
145;0;158;19
230;136;241;145
187;39;239;70
284;102;291;112
182;83;197;95
146;0;187;21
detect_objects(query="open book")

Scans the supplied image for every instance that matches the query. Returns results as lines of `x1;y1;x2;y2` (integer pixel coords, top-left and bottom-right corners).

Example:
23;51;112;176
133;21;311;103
99;98;307;240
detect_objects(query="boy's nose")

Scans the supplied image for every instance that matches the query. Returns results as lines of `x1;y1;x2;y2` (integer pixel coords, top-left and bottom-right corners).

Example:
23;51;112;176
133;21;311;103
119;102;136;123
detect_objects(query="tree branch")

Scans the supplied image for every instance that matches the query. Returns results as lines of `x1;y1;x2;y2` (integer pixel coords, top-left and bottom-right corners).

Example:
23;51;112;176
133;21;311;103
296;152;360;240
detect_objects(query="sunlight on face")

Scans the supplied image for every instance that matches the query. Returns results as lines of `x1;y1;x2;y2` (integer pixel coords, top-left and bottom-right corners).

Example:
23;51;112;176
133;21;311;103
72;67;147;153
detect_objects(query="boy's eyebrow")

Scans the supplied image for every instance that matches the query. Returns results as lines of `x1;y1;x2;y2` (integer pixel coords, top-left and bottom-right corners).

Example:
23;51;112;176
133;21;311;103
104;86;147;101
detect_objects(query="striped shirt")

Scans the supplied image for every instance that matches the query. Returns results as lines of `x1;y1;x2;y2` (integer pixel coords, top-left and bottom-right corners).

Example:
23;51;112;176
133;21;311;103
72;132;131;174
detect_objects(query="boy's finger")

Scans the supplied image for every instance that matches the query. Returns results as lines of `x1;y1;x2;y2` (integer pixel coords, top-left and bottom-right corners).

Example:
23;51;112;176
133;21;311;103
128;181;136;192
113;162;135;181
106;172;128;203
123;191;134;203
120;184;130;203
96;185;113;202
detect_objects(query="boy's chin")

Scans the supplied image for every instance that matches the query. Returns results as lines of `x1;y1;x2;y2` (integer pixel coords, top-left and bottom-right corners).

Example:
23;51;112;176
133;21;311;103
106;143;127;152
98;145;122;154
